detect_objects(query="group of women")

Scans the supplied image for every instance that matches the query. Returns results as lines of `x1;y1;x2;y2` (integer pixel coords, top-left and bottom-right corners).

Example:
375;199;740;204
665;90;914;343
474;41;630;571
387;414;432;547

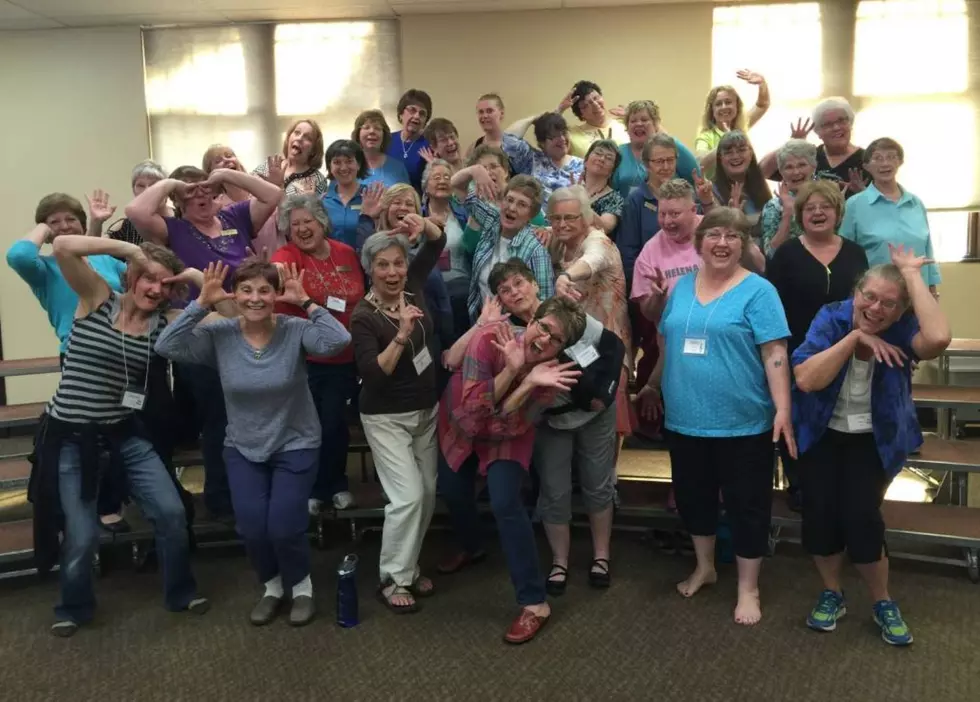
8;77;949;648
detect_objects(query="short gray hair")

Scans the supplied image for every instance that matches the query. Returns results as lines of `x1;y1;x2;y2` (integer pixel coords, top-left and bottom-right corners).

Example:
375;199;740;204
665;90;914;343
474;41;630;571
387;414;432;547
547;184;596;225
642;132;677;163
776;139;818;171
421;158;453;193
361;232;411;272
131;159;166;188
278;193;332;235
812;97;855;129
658;178;695;202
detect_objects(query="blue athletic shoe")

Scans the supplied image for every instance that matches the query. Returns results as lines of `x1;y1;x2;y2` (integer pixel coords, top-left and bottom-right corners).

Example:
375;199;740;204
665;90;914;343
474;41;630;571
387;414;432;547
807;589;847;632
873;600;914;646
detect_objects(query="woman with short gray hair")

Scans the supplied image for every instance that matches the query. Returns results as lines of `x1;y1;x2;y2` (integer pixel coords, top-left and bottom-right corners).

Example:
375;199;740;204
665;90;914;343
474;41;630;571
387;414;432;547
270;193;365;515
104;160;171;245
760;139;819;256
350;217;446;613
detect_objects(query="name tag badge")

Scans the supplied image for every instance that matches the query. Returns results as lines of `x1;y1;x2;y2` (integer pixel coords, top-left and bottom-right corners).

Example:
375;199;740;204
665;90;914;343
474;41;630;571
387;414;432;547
351;204;362;211
413;347;432;375
643;202;659;213
847;413;873;432
683;336;707;356
336;265;352;273
327;296;346;313
121;390;146;410
220;228;239;238
567;342;599;368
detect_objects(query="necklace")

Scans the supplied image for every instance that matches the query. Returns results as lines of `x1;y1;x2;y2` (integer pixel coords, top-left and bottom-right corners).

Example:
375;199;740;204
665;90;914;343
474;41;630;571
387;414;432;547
401;133;417;159
367;289;403;313
585;180;608;199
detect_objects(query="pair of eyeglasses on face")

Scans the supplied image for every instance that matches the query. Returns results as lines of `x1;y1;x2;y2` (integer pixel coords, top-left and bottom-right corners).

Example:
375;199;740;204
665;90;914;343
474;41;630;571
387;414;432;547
869;153;901;164
648;157;676;168
590;151;616;164
859;289;899;310
820;117;850;130
703;232;741;243
802;203;835;214
547;214;582;224
533;319;566;347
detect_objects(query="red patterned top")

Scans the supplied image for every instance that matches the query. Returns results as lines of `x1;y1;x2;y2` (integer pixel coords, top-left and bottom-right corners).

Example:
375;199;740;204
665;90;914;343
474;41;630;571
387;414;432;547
438;324;556;474
271;241;364;364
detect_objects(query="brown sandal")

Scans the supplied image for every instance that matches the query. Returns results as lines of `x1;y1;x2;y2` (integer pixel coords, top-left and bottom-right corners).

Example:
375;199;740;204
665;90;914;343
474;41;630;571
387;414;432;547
409;575;436;598
377;584;420;614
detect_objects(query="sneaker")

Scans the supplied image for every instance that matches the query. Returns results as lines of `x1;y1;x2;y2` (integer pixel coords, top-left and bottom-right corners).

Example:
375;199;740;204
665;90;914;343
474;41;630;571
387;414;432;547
806;589;847;632
308;498;324;516
873;600;913;646
332;491;356;510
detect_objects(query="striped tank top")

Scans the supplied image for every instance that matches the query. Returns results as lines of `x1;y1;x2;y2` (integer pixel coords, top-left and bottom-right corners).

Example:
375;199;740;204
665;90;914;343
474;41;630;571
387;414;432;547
48;292;166;424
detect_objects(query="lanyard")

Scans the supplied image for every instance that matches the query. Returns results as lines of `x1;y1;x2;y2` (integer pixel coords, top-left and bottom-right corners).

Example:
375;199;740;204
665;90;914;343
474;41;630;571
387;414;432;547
683;273;724;340
367;290;426;357
119;322;152;395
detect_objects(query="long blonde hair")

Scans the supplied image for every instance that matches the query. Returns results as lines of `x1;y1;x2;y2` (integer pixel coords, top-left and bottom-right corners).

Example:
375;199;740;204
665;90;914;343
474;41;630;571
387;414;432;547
378;183;421;229
700;85;747;132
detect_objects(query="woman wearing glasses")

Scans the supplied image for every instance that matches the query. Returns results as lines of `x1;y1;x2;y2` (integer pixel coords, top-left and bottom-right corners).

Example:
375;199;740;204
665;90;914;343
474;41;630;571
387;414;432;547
792;246;950;646
637;207;794;627
840;138;940;297
767;180;868;511
580;140;625;239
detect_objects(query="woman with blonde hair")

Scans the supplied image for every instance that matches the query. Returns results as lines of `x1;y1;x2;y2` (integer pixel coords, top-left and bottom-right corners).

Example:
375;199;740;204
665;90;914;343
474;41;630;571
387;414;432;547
695;71;770;177
612;100;700;198
253;118;328;196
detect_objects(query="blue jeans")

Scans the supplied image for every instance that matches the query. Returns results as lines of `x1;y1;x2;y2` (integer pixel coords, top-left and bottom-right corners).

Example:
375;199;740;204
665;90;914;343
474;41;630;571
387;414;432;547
223;447;319;589
306;362;357;500
56;436;197;624
439;456;546;606
176;362;231;517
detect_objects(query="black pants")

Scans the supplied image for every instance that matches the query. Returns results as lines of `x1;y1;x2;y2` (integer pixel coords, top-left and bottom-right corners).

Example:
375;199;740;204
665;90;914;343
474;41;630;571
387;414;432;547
800;429;890;564
667;430;774;559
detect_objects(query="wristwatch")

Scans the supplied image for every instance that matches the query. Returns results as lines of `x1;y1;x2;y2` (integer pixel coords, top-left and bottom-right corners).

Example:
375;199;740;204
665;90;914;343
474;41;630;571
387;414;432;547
301;298;316;311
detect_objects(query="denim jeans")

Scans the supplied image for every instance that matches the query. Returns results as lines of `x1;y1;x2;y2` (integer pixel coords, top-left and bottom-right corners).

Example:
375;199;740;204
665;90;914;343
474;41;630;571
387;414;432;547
306;362;358;500
174;362;231;517
223;447;319;589
56;436;197;624
439;455;546;606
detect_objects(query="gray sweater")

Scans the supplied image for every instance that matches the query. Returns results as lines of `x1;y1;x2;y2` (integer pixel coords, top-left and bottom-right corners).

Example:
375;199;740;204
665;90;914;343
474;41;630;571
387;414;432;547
155;301;352;462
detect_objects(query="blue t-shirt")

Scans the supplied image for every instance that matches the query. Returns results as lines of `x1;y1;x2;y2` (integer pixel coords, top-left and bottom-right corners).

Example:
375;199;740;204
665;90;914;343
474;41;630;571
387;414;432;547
612;138;700;199
387;131;429;194
363;156;411;189
6;241;126;352
659;272;790;437
321;181;376;248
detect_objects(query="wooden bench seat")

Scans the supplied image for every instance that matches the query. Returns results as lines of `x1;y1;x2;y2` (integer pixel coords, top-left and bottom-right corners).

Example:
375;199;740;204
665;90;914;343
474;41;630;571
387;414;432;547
0;357;61;378
0;459;31;490
913;384;980;410
0;403;46;430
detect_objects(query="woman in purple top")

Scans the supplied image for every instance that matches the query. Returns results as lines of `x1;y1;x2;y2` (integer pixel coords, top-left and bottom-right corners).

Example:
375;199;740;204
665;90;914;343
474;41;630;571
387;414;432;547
126;165;283;519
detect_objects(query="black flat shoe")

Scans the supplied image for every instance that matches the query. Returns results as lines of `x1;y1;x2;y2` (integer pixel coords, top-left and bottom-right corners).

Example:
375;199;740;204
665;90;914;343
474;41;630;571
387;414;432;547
546;564;568;596
588;558;611;589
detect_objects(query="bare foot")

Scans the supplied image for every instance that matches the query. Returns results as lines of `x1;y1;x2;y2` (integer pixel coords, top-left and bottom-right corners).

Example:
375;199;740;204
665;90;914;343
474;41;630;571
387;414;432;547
99;513;122;525
676;567;718;598
734;589;762;626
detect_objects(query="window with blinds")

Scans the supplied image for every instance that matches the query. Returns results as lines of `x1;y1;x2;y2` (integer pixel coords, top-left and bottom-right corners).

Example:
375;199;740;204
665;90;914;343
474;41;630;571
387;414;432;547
712;0;980;262
143;21;400;177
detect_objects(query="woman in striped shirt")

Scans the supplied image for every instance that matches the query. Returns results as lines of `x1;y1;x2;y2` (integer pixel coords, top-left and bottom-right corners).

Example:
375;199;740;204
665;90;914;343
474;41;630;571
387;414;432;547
32;234;218;638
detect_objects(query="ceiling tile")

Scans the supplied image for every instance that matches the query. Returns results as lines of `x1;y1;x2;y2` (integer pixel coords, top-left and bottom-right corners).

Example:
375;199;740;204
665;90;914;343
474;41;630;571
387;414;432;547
54;11;230;28
0;16;65;29
391;0;561;14
17;0;204;16
222;5;394;22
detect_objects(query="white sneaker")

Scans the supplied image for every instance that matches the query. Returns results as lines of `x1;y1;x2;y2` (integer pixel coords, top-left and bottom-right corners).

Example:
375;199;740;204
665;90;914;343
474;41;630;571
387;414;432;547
308;498;324;516
332;491;356;510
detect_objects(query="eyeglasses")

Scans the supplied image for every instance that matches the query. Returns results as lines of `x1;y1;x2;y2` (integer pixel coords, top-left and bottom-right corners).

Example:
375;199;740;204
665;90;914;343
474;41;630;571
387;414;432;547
869;153;901;164
703;232;741;243
589;151;616;164
548;214;582;224
802;203;835;214
859;289;900;310
820;117;850;130
533;319;566;346
648;157;676;168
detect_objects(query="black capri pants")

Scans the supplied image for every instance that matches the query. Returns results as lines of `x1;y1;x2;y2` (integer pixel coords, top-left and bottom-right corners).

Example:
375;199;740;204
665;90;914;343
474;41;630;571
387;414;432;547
800;429;890;564
667;430;774;559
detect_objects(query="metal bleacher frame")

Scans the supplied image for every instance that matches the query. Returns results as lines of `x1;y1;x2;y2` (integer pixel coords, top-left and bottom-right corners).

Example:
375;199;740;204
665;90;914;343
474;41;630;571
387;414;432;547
2;344;980;583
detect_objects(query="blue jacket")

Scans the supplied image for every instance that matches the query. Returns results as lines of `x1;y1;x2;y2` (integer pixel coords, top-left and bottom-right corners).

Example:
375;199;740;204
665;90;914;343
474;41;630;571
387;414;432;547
791;299;921;478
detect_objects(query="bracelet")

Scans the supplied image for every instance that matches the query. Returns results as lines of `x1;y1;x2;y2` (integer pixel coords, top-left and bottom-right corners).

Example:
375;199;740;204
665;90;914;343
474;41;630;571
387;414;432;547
301;298;316;311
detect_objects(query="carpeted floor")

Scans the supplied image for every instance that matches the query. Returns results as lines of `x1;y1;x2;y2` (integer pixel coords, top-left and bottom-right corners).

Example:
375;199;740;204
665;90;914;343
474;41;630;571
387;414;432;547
1;531;978;702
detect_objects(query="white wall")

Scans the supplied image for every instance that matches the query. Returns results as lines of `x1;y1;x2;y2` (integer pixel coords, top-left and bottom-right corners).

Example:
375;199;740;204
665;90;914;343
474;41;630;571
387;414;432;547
0;27;149;403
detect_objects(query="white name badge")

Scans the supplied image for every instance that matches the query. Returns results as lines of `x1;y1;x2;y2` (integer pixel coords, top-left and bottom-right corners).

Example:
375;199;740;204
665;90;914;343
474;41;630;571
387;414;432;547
567;341;599;368
327;296;346;313
847;413;873;432
413;347;432;374
683;337;707;356
121;390;146;410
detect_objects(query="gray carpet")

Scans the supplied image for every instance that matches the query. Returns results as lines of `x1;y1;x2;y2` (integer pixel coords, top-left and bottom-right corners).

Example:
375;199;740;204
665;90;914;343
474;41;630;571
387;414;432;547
1;531;978;702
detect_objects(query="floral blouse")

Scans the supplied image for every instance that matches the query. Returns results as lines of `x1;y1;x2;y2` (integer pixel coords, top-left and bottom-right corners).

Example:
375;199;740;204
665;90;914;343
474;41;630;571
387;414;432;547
531;151;585;207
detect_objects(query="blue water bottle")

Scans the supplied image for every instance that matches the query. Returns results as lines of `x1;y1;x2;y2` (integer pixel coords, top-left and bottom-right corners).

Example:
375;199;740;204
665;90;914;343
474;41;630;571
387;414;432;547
336;554;359;628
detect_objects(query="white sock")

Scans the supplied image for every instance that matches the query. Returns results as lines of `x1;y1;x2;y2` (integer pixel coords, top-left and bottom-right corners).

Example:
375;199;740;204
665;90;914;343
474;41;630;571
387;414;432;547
292;575;313;599
264;575;284;599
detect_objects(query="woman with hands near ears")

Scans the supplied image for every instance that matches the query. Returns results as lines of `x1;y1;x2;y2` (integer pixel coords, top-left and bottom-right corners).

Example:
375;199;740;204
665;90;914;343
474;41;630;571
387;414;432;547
791;245;950;646
637;207;794;628
155;259;351;628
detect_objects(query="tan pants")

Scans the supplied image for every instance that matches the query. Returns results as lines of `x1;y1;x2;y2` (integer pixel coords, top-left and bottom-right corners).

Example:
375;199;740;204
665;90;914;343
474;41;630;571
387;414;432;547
360;406;439;587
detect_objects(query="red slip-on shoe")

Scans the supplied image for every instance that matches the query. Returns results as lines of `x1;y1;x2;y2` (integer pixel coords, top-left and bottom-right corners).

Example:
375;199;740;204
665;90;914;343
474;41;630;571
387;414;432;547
503;608;550;645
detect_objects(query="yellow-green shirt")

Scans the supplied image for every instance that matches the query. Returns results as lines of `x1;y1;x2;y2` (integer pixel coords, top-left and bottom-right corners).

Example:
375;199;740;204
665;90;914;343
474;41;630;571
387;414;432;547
568;120;630;158
694;126;725;179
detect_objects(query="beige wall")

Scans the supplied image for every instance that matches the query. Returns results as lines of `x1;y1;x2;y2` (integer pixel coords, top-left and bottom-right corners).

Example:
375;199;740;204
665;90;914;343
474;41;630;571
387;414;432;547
0;27;149;403
400;5;713;149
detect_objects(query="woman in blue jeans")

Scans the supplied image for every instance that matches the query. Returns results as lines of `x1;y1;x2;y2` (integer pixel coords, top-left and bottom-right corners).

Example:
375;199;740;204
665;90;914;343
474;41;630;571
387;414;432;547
156;259;351;627
30;234;211;637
